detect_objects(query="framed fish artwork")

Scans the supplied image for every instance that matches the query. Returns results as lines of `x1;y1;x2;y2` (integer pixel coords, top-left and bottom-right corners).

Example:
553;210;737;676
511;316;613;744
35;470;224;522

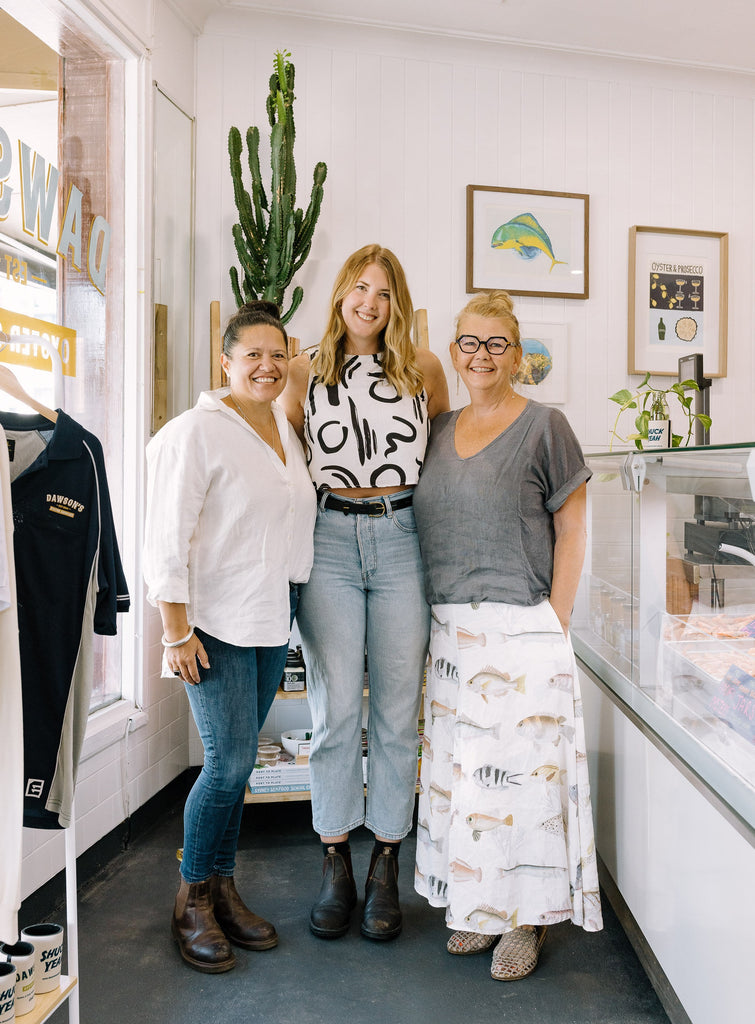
628;225;728;377
466;185;589;299
515;322;568;405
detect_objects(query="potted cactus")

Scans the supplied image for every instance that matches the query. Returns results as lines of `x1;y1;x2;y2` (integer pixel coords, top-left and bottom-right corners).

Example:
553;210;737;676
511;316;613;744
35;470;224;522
228;50;327;324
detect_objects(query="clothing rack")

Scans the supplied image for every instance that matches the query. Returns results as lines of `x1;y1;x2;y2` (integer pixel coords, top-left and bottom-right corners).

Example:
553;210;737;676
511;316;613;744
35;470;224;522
0;337;79;1023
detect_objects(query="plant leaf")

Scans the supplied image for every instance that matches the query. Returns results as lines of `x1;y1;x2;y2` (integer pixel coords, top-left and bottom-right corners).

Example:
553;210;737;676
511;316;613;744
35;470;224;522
609;388;633;405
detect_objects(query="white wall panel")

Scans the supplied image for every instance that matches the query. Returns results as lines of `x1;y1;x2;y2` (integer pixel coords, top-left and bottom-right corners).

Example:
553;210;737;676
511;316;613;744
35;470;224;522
196;13;755;451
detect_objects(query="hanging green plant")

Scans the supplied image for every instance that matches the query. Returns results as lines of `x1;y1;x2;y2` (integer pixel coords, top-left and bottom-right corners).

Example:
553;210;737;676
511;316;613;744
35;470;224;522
608;372;712;450
228;49;327;324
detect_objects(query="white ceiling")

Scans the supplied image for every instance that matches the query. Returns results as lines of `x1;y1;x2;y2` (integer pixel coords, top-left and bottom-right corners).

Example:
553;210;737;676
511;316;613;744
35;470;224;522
186;0;755;75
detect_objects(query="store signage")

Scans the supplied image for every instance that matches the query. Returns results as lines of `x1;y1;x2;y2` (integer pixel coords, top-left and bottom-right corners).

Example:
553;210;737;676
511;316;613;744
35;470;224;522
0;306;77;377
0;126;110;295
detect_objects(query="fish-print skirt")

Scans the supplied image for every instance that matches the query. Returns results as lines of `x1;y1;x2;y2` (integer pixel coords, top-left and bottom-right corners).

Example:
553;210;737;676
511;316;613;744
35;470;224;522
414;599;603;935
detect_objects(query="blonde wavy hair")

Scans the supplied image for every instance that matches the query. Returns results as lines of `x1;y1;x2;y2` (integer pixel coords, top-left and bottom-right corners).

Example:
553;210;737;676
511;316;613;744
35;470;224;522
310;244;423;395
455;290;521;349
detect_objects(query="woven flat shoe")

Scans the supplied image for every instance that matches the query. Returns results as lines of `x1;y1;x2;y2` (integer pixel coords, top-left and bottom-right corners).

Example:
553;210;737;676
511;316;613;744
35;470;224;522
490;926;547;981
446;930;500;955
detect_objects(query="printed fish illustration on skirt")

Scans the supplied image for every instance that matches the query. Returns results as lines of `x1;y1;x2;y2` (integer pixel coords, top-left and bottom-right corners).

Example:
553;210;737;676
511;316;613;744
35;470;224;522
451;858;483;883
466;666;526;701
473;764;523;789
430;700;456;722
547;672;574;692
530;763;567;784
434;657;459;682
457;626;487;648
466;812;513;841
516;714;576;746
464;905;517;931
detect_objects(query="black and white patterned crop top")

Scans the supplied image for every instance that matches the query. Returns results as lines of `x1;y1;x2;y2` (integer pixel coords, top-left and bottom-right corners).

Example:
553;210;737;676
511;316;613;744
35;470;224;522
304;352;429;490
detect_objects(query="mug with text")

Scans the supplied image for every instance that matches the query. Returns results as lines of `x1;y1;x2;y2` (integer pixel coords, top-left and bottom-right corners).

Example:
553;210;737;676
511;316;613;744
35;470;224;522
19;924;64;994
0;942;34;1017
0;962;15;1024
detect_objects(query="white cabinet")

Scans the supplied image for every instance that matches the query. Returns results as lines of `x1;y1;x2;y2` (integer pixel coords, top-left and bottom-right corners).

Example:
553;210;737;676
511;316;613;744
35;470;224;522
572;445;755;1024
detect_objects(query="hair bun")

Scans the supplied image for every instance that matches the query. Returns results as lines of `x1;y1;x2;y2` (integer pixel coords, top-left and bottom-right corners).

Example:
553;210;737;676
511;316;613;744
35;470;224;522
239;299;281;320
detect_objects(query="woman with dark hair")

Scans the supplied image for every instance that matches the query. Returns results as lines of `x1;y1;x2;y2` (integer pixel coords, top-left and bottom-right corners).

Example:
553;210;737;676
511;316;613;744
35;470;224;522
144;301;316;973
413;290;602;981
281;244;449;942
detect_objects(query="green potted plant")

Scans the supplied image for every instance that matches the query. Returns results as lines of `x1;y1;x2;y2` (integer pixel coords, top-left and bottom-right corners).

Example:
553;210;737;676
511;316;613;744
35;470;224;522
228;50;327;324
608;372;712;450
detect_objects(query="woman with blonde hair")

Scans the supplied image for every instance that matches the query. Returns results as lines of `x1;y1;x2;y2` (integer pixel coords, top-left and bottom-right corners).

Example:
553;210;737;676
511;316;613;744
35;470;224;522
412;289;602;981
282;243;449;942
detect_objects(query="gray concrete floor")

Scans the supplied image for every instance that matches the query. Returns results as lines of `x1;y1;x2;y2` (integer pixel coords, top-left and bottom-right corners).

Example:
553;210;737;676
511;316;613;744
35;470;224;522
46;795;670;1024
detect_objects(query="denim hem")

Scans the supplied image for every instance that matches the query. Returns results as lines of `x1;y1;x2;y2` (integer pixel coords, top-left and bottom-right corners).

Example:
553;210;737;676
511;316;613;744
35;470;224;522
179;867;213;885
313;815;365;839
364;821;413;842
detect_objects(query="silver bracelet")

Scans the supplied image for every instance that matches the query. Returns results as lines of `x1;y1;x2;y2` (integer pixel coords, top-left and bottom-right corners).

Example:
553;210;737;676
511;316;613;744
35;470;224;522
161;628;194;648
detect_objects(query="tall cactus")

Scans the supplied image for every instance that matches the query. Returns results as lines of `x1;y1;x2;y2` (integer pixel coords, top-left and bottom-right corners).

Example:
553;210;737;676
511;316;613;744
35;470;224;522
228;50;327;325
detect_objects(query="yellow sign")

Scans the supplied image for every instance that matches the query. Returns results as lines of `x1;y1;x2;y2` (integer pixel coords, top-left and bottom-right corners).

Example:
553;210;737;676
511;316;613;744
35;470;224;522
0;307;76;377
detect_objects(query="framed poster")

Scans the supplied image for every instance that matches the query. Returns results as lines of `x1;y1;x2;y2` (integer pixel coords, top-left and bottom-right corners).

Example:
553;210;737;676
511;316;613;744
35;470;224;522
515;322;567;404
628;226;728;377
466;185;589;299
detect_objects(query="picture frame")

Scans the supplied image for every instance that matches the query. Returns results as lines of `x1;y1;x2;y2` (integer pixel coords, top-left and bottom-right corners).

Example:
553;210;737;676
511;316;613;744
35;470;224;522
515;322;568;405
466;185;589;299
628;225;728;377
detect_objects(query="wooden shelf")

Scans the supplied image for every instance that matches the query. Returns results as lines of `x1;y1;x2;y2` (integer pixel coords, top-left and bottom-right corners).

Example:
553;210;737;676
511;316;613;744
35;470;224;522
273;686;369;701
26;976;77;1024
245;788;311;803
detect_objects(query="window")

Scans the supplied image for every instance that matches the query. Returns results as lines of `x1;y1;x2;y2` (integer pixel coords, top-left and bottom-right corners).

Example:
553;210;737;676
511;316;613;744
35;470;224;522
0;9;127;711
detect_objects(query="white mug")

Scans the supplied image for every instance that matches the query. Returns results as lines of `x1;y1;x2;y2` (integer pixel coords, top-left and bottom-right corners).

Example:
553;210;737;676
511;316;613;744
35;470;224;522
0;962;15;1024
0;943;34;1017
19;925;64;995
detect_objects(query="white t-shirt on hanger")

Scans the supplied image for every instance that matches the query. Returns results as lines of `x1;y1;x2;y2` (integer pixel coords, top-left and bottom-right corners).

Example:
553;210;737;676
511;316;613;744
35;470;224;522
0;424;23;942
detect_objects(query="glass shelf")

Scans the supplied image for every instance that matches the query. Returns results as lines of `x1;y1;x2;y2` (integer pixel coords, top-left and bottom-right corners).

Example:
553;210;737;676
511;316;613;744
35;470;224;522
573;445;755;836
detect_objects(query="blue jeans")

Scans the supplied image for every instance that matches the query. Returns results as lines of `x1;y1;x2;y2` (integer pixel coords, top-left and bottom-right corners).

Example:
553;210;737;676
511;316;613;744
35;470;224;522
297;491;430;840
180;589;297;883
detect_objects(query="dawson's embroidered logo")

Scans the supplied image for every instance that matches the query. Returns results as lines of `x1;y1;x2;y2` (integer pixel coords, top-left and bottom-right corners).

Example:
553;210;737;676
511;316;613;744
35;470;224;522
46;493;85;517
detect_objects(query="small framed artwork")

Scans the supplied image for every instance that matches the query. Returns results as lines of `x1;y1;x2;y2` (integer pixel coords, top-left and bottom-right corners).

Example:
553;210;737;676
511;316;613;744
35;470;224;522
515;322;567;405
628;226;728;377
466;185;589;299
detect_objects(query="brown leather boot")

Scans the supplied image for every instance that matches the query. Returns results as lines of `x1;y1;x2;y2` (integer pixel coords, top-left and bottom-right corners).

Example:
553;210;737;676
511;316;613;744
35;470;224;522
361;846;402;941
171;877;235;973
212;874;278;951
309;845;357;939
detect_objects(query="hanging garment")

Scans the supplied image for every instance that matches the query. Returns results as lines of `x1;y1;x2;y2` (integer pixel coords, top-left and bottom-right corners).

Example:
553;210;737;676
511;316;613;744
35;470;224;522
0;425;23;940
0;410;130;829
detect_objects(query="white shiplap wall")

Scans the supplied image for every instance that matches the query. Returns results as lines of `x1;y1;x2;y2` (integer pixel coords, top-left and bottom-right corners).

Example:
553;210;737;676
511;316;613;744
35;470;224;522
195;12;755;453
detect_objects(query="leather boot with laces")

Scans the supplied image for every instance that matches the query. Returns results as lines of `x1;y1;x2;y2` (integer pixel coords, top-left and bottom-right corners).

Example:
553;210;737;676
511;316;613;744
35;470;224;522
171;877;235;973
309;845;357;939
361;846;402;941
212;874;278;950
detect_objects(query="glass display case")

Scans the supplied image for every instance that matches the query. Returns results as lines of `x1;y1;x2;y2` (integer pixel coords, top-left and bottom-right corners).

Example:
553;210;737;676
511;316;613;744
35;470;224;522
572;444;755;835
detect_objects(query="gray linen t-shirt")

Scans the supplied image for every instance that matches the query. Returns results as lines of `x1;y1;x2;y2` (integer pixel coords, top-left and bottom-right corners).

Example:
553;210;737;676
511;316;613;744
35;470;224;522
413;401;592;607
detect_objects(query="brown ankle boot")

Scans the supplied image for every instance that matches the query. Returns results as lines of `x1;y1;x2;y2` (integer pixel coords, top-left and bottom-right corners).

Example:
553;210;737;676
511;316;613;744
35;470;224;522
212;874;278;950
171;877;235;973
361;847;402;941
309;846;357;939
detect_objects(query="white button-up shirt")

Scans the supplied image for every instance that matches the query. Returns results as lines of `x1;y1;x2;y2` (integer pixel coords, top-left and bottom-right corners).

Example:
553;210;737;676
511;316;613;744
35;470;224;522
143;389;316;647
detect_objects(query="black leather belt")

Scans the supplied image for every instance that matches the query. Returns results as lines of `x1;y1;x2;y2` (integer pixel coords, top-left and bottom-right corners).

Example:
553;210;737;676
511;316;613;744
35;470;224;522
322;492;413;516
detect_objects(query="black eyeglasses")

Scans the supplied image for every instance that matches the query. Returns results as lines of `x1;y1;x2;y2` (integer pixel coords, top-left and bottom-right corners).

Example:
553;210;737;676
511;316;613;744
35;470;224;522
455;335;512;355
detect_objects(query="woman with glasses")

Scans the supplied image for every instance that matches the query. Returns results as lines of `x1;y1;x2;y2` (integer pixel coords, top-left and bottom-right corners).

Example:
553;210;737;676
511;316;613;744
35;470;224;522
412;290;602;981
281;244;449;942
